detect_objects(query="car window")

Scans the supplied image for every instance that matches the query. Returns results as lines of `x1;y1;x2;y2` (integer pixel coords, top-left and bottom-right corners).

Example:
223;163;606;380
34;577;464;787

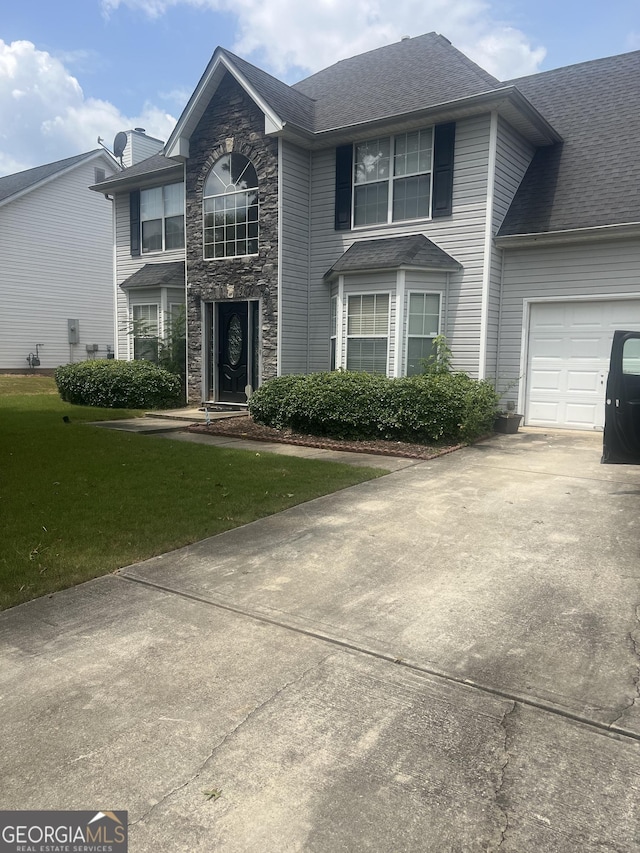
622;338;640;375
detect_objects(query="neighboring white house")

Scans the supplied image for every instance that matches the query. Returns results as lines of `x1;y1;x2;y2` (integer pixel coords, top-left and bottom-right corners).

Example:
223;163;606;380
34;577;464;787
93;34;640;430
0;128;165;373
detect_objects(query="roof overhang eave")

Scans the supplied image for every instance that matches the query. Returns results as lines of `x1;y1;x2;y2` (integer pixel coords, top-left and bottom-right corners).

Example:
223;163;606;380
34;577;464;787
495;221;640;248
324;262;461;282
304;86;562;149
89;162;184;194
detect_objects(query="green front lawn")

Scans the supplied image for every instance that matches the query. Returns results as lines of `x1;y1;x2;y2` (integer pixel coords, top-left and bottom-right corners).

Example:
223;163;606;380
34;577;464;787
1;376;384;610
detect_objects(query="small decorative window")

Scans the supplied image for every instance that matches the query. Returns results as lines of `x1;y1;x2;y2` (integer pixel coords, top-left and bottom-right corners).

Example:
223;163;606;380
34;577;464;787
406;293;440;376
346;294;389;375
140;183;184;253
203;154;258;259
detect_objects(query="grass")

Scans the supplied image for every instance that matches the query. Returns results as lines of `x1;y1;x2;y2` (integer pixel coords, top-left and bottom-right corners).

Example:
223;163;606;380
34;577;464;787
0;376;385;611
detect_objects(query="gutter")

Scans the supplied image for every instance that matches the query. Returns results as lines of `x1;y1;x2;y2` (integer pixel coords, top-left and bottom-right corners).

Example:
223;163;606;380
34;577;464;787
495;221;640;248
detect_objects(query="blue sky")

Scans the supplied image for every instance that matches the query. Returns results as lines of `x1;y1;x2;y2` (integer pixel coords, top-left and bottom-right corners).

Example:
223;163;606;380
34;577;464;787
1;0;638;176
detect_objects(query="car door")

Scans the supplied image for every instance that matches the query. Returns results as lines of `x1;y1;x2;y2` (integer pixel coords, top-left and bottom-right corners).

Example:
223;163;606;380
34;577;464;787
602;330;640;463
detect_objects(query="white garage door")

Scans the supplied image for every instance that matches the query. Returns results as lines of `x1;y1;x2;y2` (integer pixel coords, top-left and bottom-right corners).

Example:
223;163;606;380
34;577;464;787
526;299;640;430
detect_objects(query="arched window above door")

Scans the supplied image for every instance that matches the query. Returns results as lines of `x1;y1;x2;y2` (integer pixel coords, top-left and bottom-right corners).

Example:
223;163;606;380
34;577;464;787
203;153;258;259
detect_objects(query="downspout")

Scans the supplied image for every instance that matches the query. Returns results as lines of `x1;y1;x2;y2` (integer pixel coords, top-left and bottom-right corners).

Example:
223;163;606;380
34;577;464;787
277;138;283;376
107;194;118;358
181;159;190;403
306;148;312;374
478;110;499;380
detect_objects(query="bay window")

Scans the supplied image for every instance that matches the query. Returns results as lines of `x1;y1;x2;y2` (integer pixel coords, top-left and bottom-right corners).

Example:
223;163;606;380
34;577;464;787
406;292;441;376
346;294;389;374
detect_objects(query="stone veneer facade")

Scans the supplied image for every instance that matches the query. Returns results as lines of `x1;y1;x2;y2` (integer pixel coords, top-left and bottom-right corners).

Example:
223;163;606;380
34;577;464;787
185;72;279;402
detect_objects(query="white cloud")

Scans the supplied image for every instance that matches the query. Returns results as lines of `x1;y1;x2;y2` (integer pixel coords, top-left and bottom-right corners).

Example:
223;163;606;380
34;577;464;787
101;0;546;80
0;39;176;176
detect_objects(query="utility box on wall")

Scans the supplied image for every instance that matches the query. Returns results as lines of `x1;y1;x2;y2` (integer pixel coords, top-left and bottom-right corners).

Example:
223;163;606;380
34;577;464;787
68;319;79;344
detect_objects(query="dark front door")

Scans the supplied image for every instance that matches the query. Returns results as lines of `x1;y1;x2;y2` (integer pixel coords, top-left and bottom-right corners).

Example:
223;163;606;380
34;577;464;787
602;330;640;463
218;301;248;403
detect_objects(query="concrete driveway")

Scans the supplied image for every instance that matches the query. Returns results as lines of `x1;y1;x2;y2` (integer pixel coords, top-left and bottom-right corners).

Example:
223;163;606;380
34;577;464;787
2;429;640;851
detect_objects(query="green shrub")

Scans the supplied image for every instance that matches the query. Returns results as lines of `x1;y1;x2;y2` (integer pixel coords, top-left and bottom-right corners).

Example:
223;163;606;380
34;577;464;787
249;371;498;444
55;360;183;409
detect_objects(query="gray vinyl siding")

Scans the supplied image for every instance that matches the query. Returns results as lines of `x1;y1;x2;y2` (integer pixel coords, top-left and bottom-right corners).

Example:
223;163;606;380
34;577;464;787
122;132;164;167
497;238;640;402
486;118;535;380
114;190;186;358
279;140;311;374
0;155;116;370
307;115;492;376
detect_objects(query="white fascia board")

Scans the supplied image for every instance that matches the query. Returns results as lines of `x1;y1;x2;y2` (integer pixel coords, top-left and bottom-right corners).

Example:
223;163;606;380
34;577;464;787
495;221;640;248
165;52;284;159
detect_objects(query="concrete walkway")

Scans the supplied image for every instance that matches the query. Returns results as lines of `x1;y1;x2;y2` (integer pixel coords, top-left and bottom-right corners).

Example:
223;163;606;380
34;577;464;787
91;408;418;470
2;429;640;851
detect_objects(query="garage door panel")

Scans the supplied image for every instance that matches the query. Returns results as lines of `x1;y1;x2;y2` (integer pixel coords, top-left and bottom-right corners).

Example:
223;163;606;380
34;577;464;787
566;370;600;392
528;401;560;422
565;403;599;428
568;337;602;358
530;369;562;390
526;300;640;430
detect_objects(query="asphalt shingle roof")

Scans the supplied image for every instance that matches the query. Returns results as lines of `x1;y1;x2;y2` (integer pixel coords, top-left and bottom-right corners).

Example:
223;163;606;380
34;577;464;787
293;32;500;132
92;153;182;189
120;261;185;289
325;234;461;279
499;50;640;235
220;49;316;131
0;151;100;203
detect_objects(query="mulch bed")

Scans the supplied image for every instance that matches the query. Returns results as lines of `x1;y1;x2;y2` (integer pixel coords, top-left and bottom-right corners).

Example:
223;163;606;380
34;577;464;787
187;415;465;460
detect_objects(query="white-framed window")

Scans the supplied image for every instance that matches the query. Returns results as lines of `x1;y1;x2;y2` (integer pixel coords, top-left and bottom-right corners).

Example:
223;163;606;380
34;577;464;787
141;183;184;253
203;154;258;259
353;129;433;227
131;304;159;361
346;293;389;375
406;292;441;376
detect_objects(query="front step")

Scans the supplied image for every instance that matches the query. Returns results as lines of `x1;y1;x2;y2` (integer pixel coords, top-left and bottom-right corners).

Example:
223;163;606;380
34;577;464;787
201;402;249;412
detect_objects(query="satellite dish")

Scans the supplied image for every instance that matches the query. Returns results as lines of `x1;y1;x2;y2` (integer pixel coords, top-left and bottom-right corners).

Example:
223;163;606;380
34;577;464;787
113;131;127;161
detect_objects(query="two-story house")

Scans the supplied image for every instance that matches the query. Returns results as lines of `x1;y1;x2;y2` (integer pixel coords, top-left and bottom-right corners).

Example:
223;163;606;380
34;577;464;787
0;150;119;371
93;33;640;430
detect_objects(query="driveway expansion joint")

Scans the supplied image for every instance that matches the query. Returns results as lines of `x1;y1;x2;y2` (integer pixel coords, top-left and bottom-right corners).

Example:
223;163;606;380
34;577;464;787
118;572;640;746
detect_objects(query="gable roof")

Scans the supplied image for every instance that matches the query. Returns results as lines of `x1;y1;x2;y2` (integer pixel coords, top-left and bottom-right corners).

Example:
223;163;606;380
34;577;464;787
294;32;499;132
165;33;558;159
498;49;640;237
91;152;183;193
325;234;461;279
0;150;113;206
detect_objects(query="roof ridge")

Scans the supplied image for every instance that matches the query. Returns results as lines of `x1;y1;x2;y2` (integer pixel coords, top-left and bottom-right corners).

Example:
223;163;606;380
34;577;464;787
505;46;640;86
220;47;317;106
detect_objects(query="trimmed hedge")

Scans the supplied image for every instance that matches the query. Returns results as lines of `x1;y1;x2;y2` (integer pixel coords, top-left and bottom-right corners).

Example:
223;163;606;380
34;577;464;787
248;370;498;444
55;360;183;409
